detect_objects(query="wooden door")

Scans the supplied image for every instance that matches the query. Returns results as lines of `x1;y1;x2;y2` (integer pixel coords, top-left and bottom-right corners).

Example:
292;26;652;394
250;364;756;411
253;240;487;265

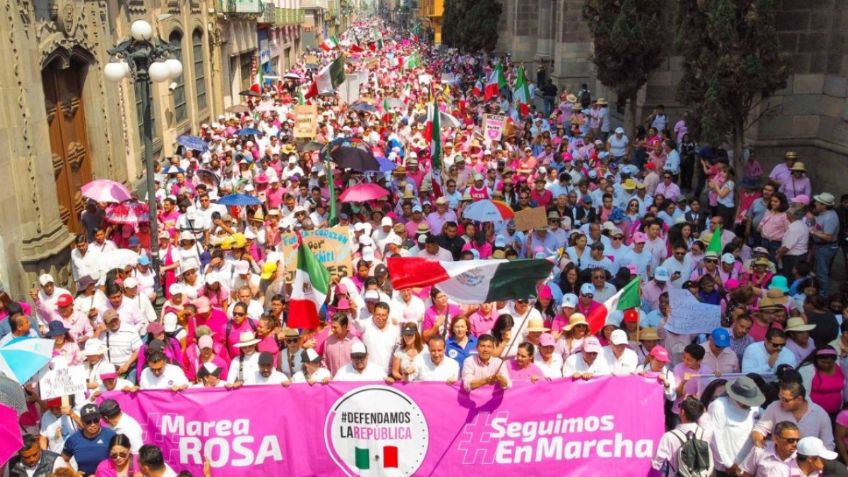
43;59;93;234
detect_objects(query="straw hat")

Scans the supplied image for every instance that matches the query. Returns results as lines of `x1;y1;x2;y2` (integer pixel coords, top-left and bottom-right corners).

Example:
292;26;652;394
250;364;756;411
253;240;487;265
563;313;589;332
566;94;578;103
233;331;261;348
638;328;660;341
526;317;550;333
784;317;815;333
596;98;608;106
790;162;806;172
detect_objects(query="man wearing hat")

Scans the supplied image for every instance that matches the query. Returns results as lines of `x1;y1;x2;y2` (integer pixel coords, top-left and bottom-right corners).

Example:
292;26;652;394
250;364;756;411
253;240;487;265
292;348;332;384
31;273;71;328
61;403;117;475
769;151;799;188
607;126;630;163
776;206;809;278
99;399;144;452
603;329;638;375
563;336;611;379
334;342;390;382
706;376;764;476
811;192;840;295
796;437;845;476
700;328;739;374
98;309;142;381
254;351;289;385
426;197;457;237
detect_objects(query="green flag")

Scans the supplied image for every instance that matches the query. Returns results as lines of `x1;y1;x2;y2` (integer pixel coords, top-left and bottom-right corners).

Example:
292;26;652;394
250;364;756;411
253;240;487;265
329;54;346;89
325;159;337;226
707;227;723;255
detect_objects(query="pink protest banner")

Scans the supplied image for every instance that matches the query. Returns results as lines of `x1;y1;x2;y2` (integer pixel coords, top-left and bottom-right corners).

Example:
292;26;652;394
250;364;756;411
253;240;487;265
104;376;663;476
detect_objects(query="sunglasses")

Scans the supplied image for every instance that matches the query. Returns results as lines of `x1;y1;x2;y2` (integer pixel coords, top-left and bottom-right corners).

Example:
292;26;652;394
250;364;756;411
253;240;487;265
110;451;129;459
705;259;718;263
285;338;299;342
781;437;800;444
582;293;594;298
232;311;247;317
83;418;100;425
770;342;786;348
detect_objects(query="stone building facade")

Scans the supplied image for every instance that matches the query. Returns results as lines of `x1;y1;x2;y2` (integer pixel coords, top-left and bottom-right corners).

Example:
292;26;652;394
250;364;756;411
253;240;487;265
494;0;848;192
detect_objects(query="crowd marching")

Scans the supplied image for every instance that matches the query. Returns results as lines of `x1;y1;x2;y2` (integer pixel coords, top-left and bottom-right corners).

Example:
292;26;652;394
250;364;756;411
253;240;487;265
4;16;848;477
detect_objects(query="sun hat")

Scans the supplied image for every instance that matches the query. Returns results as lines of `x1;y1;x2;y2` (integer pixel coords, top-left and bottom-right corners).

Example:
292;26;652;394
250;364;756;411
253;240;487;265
784;317;815;333
639;328;660;341
726;376;766;407
563;313;589;331
45;321;69;338
526;317;550;333
83;338;107;356
233;331;261;348
813;192;835;206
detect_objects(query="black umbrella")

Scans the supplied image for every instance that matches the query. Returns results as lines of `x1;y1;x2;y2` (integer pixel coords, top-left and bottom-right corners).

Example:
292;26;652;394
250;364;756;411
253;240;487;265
238;90;261;97
299;141;326;152
330;146;380;172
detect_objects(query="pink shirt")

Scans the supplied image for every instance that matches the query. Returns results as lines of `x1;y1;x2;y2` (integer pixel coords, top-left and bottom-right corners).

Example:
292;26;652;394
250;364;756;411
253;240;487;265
461;355;511;392
422;304;462;336
322;333;361;376
224;319;258;358
759;211;789;241
507;359;545;381
809;367;845;414
469;309;497;336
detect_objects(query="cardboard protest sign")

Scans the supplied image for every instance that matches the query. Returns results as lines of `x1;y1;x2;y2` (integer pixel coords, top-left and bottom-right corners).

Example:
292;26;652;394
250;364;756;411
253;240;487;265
513;207;548;232
40;366;86;400
664;288;721;334
294;105;318;138
280;226;353;282
483;114;506;142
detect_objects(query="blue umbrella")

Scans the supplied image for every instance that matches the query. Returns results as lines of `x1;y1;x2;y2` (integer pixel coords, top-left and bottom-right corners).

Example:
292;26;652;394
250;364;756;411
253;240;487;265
351;102;377;113
176;135;209;152
237;128;261;136
217;193;262;206
0;337;53;383
377;157;397;172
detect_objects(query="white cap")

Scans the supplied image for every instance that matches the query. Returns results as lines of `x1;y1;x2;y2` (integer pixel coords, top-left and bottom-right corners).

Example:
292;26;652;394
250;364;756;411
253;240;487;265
363;290;380;301
610;329;629;346
654;267;670;282
163;312;179;333
362;247;375;262
38;273;55;286
180;231;195;242
123;277;138;289
235;260;250;275
797;437;838;460
381;216;393;227
351;341;367;355
721;253;736;265
168;283;184;296
561;293;578;308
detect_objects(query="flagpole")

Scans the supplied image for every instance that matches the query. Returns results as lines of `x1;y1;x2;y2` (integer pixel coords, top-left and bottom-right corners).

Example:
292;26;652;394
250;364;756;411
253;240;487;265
493;297;537;377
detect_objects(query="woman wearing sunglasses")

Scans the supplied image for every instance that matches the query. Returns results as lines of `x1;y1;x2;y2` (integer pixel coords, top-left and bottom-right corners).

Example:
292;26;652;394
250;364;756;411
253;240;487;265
95;434;140;477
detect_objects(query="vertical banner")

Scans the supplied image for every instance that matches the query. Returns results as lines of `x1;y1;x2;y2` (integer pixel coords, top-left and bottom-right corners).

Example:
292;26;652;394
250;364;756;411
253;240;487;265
104;376;663;477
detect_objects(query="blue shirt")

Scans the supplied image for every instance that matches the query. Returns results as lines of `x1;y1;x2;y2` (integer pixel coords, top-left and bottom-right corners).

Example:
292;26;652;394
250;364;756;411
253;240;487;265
62;427;116;475
446;335;478;372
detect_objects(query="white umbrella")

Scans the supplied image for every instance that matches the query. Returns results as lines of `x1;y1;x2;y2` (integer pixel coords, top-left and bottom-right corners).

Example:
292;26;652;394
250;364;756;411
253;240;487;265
96;249;140;277
439;111;462;129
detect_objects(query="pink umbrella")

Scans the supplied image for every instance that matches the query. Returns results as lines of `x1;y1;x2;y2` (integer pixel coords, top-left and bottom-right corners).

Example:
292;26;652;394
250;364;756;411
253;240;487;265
81;179;132;203
105;201;150;226
0;402;22;465
339;183;390;203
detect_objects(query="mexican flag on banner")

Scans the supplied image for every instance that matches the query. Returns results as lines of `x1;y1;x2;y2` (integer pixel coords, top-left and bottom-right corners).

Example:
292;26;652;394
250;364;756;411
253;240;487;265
587;278;641;334
305;55;346;99
386;258;554;304
355;445;398;470
484;63;506;100
288;241;330;329
512;67;531;117
319;36;339;51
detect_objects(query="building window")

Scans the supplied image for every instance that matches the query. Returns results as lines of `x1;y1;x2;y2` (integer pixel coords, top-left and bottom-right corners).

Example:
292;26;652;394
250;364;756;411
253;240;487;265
134;80;156;147
240;53;253;91
169;31;187;124
192;30;207;112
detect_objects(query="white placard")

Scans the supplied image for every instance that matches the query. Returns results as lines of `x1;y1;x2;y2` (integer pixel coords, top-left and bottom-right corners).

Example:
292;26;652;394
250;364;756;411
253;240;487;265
664;289;722;335
40;366;87;400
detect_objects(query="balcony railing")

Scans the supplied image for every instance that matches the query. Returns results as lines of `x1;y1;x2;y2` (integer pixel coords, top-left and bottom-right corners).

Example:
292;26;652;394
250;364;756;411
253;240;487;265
301;0;328;9
218;0;264;14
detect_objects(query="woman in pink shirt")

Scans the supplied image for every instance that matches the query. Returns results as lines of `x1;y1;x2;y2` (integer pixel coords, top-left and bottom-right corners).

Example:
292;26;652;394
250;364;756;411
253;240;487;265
507;342;545;383
798;346;844;416
757;193;789;258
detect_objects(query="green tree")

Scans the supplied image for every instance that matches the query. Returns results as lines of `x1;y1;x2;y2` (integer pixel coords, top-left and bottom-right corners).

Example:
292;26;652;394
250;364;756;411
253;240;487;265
583;0;665;131
675;0;789;168
442;0;501;52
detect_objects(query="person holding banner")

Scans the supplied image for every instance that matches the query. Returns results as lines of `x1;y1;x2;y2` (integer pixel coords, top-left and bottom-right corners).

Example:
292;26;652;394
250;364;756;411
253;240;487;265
334;342;390;382
461;334;511;391
292;349;332;385
563;336;610;380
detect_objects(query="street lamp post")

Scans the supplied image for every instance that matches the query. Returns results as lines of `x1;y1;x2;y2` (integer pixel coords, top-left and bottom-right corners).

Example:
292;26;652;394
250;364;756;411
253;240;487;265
105;20;182;295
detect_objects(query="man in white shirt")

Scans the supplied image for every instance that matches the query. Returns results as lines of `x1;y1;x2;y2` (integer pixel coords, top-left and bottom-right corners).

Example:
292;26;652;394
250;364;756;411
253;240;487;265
71;236;99;283
563;336;611;379
139;444;180;477
392;288;426;326
99;399;144;452
603;330;639;375
34;273;72;328
708;376;763;476
334;342;392;382
741;328;797;374
253;352;289;385
137;351;189;391
414;336;459;383
99;310;142;380
354;302;399;372
661;243;693;288
292;349;333;384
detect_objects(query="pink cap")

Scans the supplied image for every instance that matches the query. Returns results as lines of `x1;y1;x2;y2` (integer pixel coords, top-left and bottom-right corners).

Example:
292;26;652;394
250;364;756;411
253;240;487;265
626;263;639;274
198;335;214;350
583;336;602;353
539;285;553;300
792;194;810;205
192;296;211;314
632;232;647;243
649;345;670;363
725;279;740;291
539;333;556;347
335;283;348;294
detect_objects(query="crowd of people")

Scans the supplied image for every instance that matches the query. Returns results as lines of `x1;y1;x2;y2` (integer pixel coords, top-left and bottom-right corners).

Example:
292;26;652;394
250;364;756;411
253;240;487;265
3;17;848;477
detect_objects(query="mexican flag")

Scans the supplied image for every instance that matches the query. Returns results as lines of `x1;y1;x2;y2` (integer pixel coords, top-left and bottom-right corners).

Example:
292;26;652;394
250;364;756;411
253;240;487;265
512;67;531;117
325;159;337;226
484;63;506;100
430;98;442;184
305;55;346;99
386;258;554;304
319;36;339;51
355;445;398;470
472;78;484;97
250;67;264;94
288;241;330;329
349;44;364;54
401;53;420;70
587;278;641;334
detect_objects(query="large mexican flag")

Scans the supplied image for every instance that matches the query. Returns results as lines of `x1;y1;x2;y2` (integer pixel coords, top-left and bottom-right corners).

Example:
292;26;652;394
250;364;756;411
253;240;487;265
587;278;641;334
288;241;330;329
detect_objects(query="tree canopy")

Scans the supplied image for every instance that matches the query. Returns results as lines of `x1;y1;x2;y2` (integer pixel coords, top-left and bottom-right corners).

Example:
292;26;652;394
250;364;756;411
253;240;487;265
442;0;502;52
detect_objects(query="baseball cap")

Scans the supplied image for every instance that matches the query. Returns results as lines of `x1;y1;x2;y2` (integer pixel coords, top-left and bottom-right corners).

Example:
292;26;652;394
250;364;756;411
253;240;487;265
99;362;118;380
610;329;629;346
102;309;119;323
99;399;121;418
582;336;602;354
198;335;214;350
351;341;367;357
80;403;101;422
649;345;670;363
711;328;731;348
235;260;250;275
797;437;838;460
192;296;211;314
301;348;322;364
123;277;138;289
539;333;556;347
57;294;73;308
401;322;418;335
260;262;277;280
363;290;380;302
721;253;736;265
632;232;647;244
138;255;151;266
147;322;165;335
654;267;670;282
580;283;595;295
561;293;578;308
38;274;55;286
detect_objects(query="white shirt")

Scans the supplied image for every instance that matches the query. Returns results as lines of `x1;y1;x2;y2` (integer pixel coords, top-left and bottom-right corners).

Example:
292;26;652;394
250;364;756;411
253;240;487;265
252;369;289;385
292;367;332;383
563;352;611;377
741;342;797;374
534;353;564;379
110;413;145;452
414;355;460;382
40;412;75;453
707;396;758;471
139;364;189;390
226;352;261;383
103;323;142;367
602;346;639;375
334;362;387;381
391;294;426;326
357;319;400;373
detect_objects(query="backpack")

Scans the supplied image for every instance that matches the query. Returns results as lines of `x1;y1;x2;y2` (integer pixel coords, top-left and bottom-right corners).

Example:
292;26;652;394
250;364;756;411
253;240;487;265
670;428;712;477
579;89;591;109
